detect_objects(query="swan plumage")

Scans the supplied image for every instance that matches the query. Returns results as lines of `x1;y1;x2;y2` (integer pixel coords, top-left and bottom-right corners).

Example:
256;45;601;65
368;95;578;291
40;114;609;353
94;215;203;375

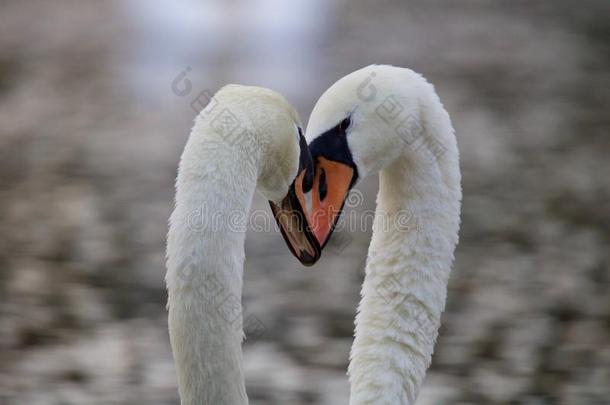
305;65;462;404
166;84;319;404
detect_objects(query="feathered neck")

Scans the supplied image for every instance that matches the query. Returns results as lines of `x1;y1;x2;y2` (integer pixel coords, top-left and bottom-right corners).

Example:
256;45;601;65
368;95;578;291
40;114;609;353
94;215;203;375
348;105;461;404
166;126;260;405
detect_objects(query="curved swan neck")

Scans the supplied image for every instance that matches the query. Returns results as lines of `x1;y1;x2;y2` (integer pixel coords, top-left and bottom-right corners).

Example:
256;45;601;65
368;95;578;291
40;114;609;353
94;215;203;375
166;130;260;405
348;97;461;404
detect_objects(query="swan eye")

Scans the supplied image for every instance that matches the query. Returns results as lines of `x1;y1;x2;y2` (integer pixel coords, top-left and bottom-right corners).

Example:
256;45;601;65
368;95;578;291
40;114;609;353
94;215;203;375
338;116;351;132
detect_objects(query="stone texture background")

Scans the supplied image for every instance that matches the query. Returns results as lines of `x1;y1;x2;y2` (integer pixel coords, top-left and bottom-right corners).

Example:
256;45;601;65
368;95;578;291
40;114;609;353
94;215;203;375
0;0;608;404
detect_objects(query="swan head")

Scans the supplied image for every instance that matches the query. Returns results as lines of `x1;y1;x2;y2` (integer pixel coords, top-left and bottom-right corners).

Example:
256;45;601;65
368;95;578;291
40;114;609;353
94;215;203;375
211;85;320;264
305;65;434;246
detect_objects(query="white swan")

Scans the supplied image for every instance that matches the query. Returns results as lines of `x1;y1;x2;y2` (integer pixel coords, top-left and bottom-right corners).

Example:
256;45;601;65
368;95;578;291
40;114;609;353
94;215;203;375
305;65;462;404
165;85;320;405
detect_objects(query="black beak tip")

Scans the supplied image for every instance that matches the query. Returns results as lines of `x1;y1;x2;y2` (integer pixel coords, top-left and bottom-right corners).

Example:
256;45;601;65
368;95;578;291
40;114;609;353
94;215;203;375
298;250;320;266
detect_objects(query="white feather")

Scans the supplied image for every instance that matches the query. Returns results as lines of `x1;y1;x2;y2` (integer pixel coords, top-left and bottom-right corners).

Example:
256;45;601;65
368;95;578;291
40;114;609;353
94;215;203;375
306;65;462;405
166;84;302;405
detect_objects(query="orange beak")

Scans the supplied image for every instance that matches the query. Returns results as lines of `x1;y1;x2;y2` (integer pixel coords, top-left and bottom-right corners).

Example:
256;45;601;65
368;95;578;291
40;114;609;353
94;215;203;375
307;115;359;249
310;157;356;248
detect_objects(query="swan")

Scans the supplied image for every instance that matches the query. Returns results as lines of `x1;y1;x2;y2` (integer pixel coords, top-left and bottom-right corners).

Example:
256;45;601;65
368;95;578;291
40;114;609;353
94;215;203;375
165;84;320;405
305;65;462;404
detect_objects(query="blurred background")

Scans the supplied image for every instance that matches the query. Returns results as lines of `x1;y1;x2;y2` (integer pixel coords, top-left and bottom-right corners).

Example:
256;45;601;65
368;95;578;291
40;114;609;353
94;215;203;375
0;0;609;404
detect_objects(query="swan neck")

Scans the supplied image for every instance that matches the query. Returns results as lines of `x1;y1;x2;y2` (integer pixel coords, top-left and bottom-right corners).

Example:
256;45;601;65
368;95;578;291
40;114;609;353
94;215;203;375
349;152;461;404
166;133;259;405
